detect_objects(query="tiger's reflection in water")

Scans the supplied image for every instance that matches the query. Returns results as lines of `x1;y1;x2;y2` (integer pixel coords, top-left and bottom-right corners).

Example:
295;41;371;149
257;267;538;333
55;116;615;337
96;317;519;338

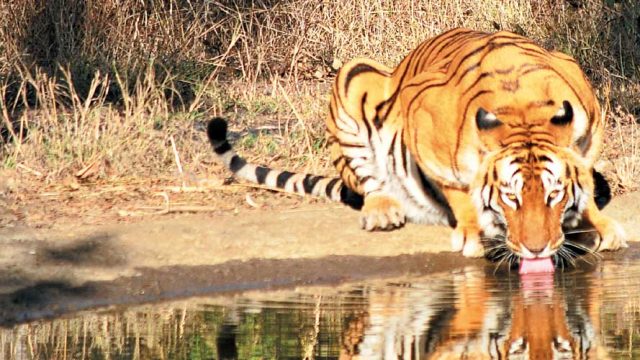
339;267;607;360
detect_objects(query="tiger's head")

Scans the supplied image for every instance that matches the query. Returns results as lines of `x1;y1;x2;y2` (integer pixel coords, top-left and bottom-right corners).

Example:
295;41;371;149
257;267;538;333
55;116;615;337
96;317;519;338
336;269;604;359
472;143;589;259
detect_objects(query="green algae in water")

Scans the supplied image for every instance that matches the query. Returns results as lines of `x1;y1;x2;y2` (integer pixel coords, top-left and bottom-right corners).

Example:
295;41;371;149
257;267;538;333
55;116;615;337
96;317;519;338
1;262;639;359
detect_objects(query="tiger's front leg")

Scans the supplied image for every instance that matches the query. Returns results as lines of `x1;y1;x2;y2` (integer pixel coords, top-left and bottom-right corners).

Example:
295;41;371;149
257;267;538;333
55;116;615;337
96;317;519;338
582;199;628;252
360;192;406;231
334;141;408;231
570;166;628;252
326;58;409;232
328;136;407;232
442;187;485;257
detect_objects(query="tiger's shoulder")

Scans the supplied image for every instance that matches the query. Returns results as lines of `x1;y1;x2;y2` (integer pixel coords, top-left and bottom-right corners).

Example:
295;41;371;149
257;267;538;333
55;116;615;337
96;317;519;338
329;27;603;188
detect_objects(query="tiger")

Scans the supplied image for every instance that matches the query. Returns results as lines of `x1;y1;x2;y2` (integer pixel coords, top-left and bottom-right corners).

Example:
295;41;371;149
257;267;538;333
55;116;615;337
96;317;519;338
207;27;627;260
337;268;608;359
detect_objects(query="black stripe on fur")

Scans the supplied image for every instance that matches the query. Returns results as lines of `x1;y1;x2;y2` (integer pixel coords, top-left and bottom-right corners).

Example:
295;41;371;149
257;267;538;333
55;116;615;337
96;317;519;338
344;63;381;95
214;141;231;155
417;166;457;227
339;186;363;210
276;171;295;188
302;175;322;193
592;169;611;210
325;178;340;197
255;166;269;183
229;155;247;172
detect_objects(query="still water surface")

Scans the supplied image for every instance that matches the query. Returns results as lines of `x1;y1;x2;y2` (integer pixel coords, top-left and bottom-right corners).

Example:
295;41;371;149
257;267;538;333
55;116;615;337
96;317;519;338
1;260;639;359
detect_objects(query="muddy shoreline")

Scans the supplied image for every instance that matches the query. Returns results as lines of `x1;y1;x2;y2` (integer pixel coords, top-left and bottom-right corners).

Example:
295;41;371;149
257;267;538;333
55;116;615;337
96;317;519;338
0;192;637;326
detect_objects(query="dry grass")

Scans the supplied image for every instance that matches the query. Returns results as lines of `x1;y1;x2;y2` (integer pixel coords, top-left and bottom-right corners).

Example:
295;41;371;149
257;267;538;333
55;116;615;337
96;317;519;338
602;101;640;193
0;297;356;359
0;0;638;196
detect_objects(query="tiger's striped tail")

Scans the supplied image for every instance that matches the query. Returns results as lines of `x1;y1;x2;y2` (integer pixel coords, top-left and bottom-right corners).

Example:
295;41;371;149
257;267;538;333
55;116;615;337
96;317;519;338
207;118;363;209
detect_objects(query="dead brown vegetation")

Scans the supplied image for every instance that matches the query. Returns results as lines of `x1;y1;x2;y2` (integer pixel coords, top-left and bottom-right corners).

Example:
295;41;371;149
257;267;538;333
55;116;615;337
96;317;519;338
0;0;638;197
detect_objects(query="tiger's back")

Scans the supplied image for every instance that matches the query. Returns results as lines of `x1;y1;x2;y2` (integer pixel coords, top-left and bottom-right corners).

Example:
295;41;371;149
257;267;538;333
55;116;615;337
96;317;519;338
327;28;602;194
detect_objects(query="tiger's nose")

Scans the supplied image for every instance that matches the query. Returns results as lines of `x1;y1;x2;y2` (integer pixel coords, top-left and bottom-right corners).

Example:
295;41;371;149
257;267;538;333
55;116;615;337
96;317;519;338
527;247;545;255
524;244;547;256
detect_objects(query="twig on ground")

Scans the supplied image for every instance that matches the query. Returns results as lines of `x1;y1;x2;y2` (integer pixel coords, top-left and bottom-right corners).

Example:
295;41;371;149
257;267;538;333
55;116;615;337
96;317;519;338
135;204;230;214
170;135;186;188
155;192;171;214
161;182;306;196
16;164;43;178
129;191;235;215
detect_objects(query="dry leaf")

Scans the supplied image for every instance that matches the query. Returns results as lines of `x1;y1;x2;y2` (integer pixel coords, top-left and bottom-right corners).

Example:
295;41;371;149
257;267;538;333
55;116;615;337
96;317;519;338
76;158;101;180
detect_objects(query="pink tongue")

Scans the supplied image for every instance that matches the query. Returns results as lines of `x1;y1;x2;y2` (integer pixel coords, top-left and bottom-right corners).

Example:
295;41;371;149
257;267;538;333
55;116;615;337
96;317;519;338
519;257;555;275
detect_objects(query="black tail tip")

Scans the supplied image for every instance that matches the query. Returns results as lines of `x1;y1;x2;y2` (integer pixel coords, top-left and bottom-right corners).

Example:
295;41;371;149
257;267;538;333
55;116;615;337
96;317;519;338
207;117;228;143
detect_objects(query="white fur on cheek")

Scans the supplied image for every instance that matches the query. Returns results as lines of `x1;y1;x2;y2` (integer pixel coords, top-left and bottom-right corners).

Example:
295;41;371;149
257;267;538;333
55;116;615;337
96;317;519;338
480;209;503;238
481;185;491;207
513;174;524;206
573;182;588;214
563;180;589;228
473;185;505;238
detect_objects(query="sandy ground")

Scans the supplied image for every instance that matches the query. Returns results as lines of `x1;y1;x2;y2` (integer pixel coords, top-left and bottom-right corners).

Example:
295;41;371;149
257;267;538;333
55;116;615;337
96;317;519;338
0;190;637;325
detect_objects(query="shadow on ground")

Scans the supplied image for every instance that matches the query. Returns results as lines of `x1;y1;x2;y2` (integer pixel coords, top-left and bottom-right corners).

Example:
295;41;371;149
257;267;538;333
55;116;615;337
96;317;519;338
37;233;126;267
1;242;638;327
0;250;486;327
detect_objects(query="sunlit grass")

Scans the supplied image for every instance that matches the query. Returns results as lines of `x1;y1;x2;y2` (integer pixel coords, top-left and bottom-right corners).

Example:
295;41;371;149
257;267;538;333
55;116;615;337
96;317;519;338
0;0;637;192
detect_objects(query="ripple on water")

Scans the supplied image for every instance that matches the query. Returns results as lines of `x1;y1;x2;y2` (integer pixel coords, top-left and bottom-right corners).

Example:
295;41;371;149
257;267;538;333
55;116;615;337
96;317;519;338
1;260;639;359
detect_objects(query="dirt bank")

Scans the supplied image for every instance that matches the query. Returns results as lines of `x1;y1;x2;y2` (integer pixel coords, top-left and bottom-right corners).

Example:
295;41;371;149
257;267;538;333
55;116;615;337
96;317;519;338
0;191;637;325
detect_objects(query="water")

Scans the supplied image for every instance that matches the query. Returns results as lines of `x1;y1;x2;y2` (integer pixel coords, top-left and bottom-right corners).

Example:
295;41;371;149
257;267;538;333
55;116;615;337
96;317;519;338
1;260;639;359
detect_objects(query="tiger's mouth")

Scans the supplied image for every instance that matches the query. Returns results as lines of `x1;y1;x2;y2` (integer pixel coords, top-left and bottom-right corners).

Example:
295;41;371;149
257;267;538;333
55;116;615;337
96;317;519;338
491;231;599;272
501;238;559;274
502;234;564;259
484;230;566;271
480;208;587;269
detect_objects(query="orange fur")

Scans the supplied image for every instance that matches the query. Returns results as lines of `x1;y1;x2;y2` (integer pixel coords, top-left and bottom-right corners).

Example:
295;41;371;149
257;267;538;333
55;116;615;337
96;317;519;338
475;144;626;258
326;28;623;257
336;271;607;359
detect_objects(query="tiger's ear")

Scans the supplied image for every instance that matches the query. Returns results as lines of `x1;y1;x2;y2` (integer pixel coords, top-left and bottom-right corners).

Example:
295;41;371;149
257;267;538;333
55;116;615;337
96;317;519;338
550;100;573;126
476;107;503;130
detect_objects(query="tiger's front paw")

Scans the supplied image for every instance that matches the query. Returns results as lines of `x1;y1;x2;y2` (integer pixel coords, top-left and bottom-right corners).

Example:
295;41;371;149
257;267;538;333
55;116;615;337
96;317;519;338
595;217;628;252
360;194;406;231
451;226;485;258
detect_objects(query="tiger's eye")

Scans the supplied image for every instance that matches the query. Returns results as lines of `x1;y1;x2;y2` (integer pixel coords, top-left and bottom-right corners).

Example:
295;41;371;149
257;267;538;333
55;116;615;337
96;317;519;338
548;190;560;199
506;193;517;201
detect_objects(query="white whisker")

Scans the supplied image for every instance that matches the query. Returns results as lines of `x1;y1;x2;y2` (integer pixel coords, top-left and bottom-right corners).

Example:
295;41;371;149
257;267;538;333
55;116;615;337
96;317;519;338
563;228;598;235
564;239;602;258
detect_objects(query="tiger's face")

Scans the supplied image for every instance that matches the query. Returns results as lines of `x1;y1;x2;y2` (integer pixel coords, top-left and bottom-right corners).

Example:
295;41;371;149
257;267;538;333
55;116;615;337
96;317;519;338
474;145;587;259
336;269;602;359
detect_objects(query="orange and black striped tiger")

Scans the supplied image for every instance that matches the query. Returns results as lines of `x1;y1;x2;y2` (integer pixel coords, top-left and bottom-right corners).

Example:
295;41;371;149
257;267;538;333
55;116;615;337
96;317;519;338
336;268;609;359
208;28;627;262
